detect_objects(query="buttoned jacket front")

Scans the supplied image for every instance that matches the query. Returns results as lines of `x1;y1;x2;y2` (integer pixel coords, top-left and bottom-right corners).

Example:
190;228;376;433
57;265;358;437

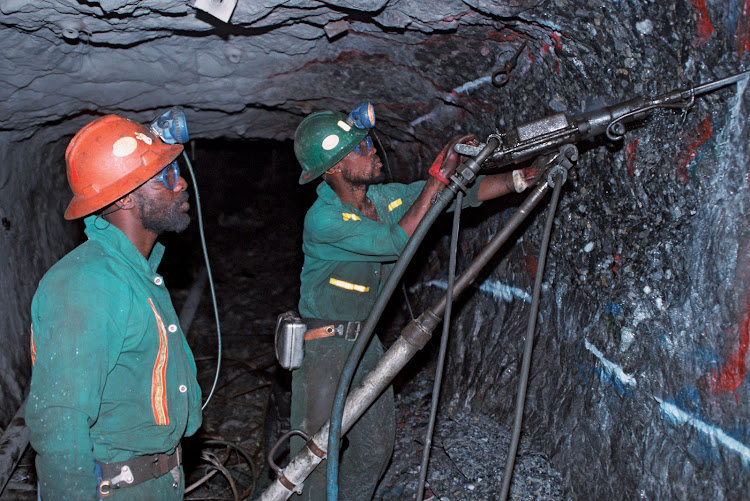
27;215;202;500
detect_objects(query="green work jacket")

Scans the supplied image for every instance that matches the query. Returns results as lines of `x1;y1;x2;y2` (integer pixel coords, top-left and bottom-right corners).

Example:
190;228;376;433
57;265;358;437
299;180;482;322
26;216;203;500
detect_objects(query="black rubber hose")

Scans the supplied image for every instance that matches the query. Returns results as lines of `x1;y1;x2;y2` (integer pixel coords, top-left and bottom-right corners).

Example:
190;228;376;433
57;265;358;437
326;138;500;500
499;171;565;501
416;191;463;500
325;187;456;500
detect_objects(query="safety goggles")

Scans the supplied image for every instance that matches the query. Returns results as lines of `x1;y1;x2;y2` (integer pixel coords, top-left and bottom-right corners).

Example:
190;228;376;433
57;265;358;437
155;160;180;189
355;136;373;156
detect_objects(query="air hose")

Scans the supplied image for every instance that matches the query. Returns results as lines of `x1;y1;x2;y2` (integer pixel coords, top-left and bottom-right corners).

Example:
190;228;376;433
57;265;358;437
325;139;501;500
373;131;416;320
182;151;222;410
499;167;567;501
416;191;463;500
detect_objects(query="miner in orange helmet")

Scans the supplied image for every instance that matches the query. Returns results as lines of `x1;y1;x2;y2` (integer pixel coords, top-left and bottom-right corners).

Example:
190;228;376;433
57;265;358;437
26;114;202;500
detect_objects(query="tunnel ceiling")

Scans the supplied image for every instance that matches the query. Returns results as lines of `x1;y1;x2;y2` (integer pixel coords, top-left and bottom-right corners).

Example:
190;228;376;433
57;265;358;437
2;0;742;157
0;0;550;145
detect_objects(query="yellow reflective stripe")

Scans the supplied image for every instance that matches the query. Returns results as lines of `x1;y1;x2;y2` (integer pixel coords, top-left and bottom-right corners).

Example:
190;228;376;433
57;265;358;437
342;213;361;221
148;298;170;426
388;199;403;212
30;324;36;366
329;278;370;293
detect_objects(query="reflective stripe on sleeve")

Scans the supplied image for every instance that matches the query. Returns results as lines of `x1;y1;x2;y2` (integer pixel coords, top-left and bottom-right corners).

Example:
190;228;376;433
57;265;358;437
388;199;402;211
342;213;361;221
147;298;170;426
329;278;370;293
30;324;36;366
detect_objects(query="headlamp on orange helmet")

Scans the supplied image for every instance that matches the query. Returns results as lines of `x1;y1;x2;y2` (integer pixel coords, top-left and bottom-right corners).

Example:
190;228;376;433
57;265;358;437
63;115;183;219
150;106;189;145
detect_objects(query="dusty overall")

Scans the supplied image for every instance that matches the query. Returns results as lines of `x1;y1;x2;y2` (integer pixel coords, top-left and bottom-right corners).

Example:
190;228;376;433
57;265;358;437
290;334;395;501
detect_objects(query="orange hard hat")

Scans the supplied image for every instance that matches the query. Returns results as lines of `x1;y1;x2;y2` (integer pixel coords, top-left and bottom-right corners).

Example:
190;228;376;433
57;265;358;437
64;115;184;219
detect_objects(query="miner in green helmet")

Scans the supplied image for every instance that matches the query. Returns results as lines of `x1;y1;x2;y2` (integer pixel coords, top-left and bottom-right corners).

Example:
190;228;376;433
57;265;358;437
295;109;370;184
287;103;543;500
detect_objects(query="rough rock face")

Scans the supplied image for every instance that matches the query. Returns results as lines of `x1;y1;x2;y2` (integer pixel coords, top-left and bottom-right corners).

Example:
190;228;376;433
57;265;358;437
0;1;748;500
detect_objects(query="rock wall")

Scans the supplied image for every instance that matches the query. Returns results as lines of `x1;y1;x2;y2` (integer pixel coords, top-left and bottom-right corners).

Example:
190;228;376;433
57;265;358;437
0;135;79;425
406;2;750;499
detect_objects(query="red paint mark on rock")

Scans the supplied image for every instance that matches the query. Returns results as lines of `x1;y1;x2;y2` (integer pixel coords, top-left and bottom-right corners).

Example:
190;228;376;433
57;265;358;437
612;254;621;273
706;300;750;395
550;32;562;48
688;0;715;46
676;117;713;183
540;40;552;56
486;30;521;43
625;139;639;177
736;0;750;59
539;35;562;75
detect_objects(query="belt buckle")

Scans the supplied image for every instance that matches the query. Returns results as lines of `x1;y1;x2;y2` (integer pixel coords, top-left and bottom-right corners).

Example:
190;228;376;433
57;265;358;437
344;322;360;341
111;465;134;486
98;480;112;498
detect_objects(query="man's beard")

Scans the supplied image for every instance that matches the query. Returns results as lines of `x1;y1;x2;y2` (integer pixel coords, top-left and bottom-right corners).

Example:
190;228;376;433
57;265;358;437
133;191;190;234
343;166;386;187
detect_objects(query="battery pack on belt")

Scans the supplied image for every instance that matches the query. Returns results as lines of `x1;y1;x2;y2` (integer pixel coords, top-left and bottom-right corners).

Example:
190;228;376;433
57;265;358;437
303;318;361;341
97;445;182;497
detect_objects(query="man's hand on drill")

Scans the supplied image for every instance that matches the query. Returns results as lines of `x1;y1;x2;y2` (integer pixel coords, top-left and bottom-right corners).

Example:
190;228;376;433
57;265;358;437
428;134;476;185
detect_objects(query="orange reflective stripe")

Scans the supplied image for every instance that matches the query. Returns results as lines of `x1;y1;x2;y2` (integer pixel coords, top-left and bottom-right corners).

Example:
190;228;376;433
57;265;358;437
342;213;361;221
388;199;402;212
147;298;170;426
30;324;36;366
329;278;370;293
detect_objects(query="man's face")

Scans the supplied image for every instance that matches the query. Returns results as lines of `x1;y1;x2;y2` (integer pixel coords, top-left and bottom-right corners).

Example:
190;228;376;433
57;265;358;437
339;137;385;187
130;164;190;234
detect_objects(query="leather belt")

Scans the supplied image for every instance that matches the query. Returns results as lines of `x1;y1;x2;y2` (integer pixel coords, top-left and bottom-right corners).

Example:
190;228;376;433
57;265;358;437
98;445;182;497
303;318;361;342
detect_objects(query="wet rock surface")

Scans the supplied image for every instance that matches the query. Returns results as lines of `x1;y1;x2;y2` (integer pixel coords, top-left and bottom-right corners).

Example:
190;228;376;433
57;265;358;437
4;2;750;497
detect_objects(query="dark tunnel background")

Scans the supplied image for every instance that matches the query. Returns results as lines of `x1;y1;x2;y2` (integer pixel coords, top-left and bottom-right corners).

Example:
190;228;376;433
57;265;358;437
156;139;307;288
1;0;750;500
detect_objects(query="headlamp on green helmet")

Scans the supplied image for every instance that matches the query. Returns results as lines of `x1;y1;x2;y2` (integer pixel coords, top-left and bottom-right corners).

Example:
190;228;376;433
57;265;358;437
295;103;375;184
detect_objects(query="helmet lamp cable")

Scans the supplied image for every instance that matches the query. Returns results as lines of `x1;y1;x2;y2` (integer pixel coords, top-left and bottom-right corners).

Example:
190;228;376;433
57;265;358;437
93;204;124;229
182;150;222;410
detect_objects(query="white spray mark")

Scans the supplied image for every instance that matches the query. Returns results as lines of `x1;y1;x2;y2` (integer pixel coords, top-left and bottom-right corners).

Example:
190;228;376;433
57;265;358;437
729;76;749;128
479;279;531;303
584;338;637;387
409;112;434;128
452;75;493;95
716;74;749;150
655;397;750;466
536;20;563;32
409;76;493;127
418;279;531;303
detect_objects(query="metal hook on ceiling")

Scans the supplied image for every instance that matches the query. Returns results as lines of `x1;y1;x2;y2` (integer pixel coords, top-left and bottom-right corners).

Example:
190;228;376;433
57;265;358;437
491;40;528;87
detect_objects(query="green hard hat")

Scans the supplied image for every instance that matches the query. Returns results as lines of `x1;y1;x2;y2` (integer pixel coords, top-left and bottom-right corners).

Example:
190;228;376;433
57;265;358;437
294;110;369;184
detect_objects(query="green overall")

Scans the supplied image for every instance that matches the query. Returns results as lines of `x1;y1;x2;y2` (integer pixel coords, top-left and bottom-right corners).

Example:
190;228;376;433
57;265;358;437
292;180;482;500
26;216;202;500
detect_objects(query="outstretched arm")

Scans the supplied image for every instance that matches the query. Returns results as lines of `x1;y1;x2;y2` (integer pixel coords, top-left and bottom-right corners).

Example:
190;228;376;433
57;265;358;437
477;156;546;201
398;135;474;236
